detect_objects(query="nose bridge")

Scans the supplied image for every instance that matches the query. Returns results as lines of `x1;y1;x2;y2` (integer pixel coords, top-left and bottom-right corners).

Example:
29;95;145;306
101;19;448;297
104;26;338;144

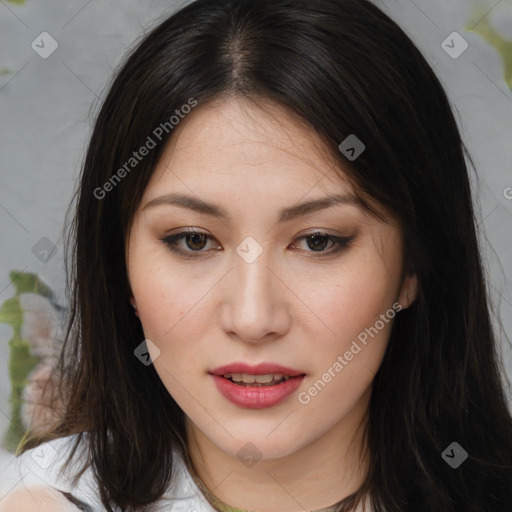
222;240;287;341
235;245;274;312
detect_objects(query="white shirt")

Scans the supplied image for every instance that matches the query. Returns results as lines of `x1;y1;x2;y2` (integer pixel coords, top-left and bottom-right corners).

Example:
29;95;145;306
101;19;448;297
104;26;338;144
5;434;371;511
6;434;217;511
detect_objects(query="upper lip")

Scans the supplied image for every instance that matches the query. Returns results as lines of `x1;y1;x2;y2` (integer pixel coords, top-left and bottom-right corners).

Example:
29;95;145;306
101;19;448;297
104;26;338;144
209;362;306;377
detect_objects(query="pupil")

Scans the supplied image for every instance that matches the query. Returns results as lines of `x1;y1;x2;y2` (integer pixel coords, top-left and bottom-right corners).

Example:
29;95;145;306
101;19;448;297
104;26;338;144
308;234;328;251
187;233;207;250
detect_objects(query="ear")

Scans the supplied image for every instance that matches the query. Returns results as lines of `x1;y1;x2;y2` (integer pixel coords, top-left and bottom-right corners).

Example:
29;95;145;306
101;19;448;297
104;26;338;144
397;273;418;310
129;296;140;318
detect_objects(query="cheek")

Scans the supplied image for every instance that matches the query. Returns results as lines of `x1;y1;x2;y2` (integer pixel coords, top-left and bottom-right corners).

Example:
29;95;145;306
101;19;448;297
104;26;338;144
295;251;400;401
133;268;207;343
301;279;394;413
300;257;398;346
128;235;212;338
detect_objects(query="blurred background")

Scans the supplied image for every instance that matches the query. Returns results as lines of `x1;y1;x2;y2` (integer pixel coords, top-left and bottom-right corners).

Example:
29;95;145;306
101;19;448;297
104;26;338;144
1;0;511;498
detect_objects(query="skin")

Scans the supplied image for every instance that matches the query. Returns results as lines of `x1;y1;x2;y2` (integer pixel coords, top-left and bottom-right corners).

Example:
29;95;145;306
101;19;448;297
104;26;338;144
0;487;80;512
126;96;418;512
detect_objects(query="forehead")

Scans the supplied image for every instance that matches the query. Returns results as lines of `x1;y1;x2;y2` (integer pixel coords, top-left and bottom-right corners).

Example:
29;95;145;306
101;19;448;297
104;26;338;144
148;96;353;194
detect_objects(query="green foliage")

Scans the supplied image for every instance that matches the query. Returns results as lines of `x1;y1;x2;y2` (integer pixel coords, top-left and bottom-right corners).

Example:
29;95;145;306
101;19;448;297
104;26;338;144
0;271;53;451
466;7;512;91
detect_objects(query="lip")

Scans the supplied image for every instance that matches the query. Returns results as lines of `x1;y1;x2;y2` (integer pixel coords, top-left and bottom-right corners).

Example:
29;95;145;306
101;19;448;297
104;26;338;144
208;362;306;409
211;374;305;409
209;362;305;377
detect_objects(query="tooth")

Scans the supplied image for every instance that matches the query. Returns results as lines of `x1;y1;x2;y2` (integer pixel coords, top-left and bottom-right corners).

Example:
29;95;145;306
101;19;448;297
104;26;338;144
223;372;296;385
254;374;274;383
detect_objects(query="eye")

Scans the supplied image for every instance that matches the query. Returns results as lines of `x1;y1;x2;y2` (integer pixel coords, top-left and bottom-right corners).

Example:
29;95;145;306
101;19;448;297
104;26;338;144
161;229;219;258
160;229;354;259
292;231;354;256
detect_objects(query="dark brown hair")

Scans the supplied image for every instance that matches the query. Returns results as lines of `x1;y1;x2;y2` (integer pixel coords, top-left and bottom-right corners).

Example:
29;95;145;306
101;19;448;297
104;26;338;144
20;0;512;511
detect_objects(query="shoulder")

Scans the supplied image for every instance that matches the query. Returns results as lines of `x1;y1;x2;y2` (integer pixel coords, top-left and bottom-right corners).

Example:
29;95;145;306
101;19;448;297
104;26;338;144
0;485;83;512
2;434;218;512
1;434;103;512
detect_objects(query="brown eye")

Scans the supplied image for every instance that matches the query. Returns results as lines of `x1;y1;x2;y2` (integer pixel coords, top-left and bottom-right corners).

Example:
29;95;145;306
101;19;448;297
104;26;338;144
161;230;218;258
293;231;354;256
185;232;208;250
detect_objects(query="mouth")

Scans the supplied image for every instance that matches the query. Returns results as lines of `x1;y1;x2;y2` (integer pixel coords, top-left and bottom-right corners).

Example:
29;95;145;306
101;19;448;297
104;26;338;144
209;362;306;388
209;364;307;408
220;373;303;387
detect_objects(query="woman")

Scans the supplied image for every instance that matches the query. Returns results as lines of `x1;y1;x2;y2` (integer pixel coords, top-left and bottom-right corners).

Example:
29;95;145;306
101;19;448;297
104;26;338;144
2;0;511;511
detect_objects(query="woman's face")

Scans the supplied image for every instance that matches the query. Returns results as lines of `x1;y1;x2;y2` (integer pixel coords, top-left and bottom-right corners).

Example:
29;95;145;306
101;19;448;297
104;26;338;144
126;97;417;460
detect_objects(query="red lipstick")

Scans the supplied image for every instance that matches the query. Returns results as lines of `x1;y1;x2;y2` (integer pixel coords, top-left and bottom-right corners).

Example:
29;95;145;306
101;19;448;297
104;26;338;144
209;362;306;409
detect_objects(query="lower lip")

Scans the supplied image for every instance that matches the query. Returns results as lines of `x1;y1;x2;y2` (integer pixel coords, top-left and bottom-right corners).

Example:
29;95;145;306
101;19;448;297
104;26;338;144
211;375;305;409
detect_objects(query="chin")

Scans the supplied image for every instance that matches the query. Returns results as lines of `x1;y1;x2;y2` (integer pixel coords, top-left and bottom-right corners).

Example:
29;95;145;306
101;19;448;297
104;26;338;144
210;424;310;462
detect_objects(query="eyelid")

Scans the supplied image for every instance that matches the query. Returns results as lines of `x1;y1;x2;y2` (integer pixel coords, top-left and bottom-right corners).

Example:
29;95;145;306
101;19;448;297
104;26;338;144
160;228;354;259
161;229;219;256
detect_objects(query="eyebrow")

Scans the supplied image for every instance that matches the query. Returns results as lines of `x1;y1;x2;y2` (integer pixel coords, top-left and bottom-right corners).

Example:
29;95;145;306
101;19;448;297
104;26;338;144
142;191;363;223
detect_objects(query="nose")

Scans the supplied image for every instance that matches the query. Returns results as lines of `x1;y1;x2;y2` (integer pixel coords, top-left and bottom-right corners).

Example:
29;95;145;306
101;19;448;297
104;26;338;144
219;248;291;343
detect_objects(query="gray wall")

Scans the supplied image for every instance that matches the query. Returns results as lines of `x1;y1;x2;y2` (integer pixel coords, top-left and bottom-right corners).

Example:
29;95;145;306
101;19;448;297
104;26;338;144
1;0;511;491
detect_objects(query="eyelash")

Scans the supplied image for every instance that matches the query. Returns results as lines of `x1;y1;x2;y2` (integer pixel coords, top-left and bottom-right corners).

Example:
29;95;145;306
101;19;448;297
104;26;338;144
160;229;354;259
